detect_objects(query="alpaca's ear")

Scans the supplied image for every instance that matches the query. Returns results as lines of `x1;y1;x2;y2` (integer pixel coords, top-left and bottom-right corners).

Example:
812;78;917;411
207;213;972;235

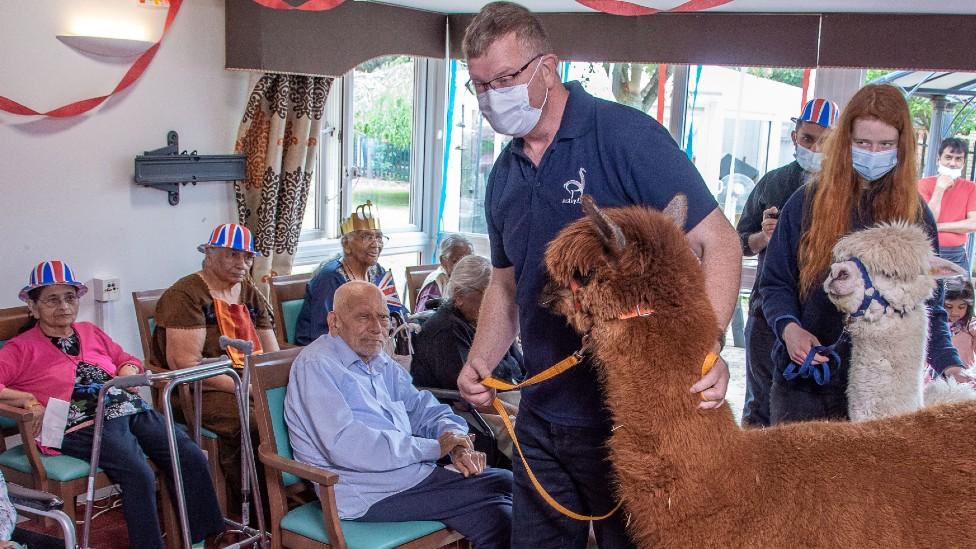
581;195;626;257
929;256;967;279
663;193;688;228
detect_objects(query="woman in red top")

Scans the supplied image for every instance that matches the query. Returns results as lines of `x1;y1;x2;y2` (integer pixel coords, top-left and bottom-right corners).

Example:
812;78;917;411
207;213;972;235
0;261;224;549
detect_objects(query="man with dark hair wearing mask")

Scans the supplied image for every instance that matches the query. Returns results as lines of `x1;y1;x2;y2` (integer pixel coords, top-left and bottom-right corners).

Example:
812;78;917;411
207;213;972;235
735;98;839;427
456;3;742;547
918;137;976;277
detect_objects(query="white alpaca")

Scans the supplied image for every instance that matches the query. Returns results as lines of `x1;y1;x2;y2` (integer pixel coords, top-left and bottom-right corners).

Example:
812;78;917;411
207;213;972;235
824;222;974;421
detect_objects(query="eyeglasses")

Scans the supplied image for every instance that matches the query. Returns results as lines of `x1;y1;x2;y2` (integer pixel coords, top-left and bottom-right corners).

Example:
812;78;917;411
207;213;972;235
355;231;389;244
465;54;544;94
37;294;79;308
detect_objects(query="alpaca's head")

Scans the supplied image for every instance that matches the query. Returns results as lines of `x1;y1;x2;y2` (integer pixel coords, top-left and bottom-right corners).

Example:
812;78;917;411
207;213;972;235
824;222;965;321
542;195;709;336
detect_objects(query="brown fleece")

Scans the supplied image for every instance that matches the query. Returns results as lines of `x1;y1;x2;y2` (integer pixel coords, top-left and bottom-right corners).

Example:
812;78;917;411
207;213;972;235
541;196;976;548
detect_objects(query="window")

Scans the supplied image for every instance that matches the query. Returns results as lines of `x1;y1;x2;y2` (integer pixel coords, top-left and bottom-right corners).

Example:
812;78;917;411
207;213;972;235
299;56;436;268
440;62;815;232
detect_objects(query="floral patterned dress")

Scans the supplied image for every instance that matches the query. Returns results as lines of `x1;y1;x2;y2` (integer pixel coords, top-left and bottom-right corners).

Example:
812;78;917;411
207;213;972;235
50;333;147;434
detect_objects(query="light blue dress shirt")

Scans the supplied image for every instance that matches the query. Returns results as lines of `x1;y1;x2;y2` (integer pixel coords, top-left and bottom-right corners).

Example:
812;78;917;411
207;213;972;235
284;334;468;519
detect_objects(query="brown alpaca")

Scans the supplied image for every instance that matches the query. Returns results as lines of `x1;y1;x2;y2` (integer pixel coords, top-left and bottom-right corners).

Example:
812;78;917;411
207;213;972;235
542;195;976;548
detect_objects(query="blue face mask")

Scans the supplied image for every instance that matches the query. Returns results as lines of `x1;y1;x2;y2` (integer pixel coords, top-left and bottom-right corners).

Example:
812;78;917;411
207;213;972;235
851;146;898;181
794;144;823;173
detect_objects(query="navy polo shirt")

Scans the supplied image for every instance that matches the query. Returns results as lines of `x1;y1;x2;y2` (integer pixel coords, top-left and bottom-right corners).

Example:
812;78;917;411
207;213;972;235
485;81;718;427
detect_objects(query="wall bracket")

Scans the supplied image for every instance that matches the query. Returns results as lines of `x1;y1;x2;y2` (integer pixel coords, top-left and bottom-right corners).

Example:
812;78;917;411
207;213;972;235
134;131;246;206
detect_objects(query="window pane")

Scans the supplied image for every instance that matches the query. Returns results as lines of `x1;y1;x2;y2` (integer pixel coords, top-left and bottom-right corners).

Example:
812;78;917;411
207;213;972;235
682;66;809;224
442;63;507;235
380;251;421;302
351;55;415;229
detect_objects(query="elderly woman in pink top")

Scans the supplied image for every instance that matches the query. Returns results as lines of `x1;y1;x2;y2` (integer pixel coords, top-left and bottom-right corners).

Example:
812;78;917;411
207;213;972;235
0;261;224;549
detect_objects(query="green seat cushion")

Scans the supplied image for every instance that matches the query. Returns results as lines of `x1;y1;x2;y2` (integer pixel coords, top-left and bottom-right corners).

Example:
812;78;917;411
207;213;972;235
281;501;447;548
0;417;16;430
281;300;303;345
0;340;6;350
265;387;299;487
0;445;101;481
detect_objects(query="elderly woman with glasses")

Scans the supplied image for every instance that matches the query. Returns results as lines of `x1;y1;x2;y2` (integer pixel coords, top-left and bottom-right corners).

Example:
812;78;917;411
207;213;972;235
295;201;408;346
0;261;224;549
152;223;279;515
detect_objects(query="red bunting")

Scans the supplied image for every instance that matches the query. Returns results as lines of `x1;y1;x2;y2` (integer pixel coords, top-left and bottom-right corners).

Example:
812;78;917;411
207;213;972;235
250;0;345;10
0;0;183;118
576;0;733;16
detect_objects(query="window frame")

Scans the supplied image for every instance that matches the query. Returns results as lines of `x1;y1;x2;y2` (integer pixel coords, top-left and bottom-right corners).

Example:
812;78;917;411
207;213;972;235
296;57;447;268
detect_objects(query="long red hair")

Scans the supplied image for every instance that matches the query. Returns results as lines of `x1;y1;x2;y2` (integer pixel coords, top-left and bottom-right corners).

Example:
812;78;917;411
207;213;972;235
797;84;921;296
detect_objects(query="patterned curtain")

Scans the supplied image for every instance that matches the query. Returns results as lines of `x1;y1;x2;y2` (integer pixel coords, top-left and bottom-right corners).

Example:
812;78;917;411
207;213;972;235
234;73;333;295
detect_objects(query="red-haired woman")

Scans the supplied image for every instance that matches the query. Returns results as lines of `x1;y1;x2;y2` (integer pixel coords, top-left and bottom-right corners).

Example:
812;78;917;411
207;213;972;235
759;84;967;424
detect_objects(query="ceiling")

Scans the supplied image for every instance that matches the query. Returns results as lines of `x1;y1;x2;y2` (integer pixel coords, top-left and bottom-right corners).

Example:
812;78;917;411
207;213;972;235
362;0;976;15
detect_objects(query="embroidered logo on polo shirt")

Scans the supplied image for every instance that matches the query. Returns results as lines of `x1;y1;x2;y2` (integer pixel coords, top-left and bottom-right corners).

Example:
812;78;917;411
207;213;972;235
562;168;586;204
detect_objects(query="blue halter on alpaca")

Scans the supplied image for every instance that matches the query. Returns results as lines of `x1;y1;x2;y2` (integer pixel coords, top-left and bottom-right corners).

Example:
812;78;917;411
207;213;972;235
783;256;891;386
847;256;895;318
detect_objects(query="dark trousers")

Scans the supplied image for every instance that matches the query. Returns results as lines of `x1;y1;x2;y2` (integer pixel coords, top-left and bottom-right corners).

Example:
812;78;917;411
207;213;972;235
742;313;776;427
511;406;635;549
60;409;224;549
356;466;513;549
769;380;849;424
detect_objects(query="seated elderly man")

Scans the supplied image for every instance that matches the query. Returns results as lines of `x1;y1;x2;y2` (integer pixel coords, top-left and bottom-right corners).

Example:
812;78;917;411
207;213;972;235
294;201;408;345
415;233;474;312
285;281;513;549
152;223;279;511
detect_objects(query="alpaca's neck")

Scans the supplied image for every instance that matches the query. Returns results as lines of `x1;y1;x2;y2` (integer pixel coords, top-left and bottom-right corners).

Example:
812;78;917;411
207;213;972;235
591;320;736;480
846;307;929;420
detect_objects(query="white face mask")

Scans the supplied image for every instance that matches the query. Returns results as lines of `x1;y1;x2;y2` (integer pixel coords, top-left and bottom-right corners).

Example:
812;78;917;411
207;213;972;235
476;60;548;138
938;165;963;179
794;144;823;173
851;146;898;182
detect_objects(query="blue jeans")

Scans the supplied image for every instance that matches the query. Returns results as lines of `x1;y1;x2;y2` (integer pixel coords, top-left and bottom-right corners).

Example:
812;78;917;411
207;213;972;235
60;409;225;549
742;313;775;427
356;466;512;549
511;406;635;549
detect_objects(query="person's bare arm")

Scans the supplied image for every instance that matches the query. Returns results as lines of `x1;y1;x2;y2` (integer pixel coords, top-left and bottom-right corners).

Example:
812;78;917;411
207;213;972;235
458;267;519;407
927;175;954;220
258;328;280;353
166;328;236;392
937;211;976;234
686;208;742;408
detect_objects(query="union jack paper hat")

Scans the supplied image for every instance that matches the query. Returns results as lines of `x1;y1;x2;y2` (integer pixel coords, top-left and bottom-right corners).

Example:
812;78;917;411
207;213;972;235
793;98;840;129
197;223;261;255
19;260;88;302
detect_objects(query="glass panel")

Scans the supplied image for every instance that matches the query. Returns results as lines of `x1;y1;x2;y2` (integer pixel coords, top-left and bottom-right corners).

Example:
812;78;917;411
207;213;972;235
350;55;415;229
682;66;808;225
379;251;421;301
443;62;506;235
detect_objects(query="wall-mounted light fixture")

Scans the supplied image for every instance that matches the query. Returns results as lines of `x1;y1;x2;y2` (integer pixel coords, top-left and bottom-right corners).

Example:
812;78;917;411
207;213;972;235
56;16;154;58
55;35;154;58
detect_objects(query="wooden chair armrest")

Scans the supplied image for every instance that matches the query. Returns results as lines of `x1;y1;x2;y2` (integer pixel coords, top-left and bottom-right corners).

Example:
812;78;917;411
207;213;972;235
0;403;35;423
258;443;339;487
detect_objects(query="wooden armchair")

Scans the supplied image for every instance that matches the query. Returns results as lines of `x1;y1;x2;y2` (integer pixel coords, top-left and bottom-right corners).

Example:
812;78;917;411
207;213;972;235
405;264;439;313
269;273;312;347
131;289;227;514
251;349;465;549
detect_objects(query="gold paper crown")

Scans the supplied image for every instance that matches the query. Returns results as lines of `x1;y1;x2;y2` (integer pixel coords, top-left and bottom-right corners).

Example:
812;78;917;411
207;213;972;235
340;201;382;235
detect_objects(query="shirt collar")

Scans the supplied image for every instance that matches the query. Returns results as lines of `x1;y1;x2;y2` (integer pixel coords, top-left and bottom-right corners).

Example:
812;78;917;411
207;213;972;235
326;333;388;375
554;81;595;140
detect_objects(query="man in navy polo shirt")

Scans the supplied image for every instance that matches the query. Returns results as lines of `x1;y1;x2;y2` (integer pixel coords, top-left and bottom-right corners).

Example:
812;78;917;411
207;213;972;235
457;2;742;548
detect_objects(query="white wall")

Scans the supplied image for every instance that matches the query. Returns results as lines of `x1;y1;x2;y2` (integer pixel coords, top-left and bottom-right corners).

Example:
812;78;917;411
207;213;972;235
0;0;248;357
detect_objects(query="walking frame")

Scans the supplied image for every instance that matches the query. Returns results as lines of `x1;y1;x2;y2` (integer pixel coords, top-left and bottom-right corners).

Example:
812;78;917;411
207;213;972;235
80;336;268;549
